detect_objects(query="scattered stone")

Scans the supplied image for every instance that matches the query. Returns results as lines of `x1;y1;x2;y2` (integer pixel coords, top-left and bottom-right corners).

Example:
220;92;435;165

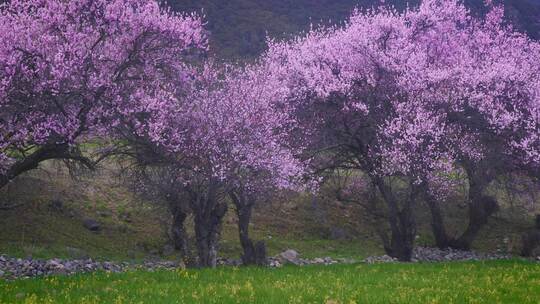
337;258;357;264
279;249;300;265
364;247;513;264
364;255;397;264
413;246;510;262
0;255;183;280
82;218;100;231
267;252;342;267
216;257;242;267
1;247;516;280
268;258;282;268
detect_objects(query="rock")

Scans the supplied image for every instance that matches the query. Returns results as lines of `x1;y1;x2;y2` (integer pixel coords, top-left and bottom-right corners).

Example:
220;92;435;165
312;258;325;264
279;249;300;265
0;270;4;277
268;258;282;268
411;246;511;263
83;218;100;231
364;255;397;264
337;258;357;264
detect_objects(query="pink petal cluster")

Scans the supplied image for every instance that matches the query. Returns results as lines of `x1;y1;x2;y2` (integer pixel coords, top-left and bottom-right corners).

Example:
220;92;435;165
0;0;206;173
262;0;540;197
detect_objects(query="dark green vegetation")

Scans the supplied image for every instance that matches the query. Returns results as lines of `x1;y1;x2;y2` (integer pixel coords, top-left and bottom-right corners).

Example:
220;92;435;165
166;0;540;59
1;260;539;303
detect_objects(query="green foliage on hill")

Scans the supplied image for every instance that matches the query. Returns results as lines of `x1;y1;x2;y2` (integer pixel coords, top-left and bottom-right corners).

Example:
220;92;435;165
165;0;540;59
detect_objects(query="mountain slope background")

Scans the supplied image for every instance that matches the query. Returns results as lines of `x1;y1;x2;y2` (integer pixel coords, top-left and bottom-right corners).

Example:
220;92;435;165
166;0;540;59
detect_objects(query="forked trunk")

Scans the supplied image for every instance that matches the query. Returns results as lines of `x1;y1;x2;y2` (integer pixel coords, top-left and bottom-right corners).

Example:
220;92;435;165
425;162;498;250
449;193;497;250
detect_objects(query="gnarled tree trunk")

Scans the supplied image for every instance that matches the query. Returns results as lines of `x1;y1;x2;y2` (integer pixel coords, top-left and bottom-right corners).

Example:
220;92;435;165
375;177;418;262
230;190;267;266
425;162;498;250
449;193;498;250
190;181;227;268
193;203;226;267
170;203;192;264
424;192;451;249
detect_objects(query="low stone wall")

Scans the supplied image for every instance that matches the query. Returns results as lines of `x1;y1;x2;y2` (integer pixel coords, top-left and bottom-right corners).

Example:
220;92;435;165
0;256;180;280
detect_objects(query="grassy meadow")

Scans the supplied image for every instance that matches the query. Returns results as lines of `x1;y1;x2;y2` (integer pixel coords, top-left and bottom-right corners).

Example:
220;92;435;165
1;260;539;304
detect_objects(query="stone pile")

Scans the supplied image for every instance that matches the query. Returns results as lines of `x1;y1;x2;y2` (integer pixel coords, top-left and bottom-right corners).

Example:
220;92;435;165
364;247;513;264
266;249;356;267
216;257;242;267
0;255;181;280
412;246;511;262
2;247;519;279
364;254;398;264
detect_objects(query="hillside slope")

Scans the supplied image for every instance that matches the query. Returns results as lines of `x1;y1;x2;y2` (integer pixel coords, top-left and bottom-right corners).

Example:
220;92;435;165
0;161;534;261
166;0;540;59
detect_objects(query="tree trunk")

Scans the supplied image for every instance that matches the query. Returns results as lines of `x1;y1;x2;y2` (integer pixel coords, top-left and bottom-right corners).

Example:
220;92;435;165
424;162;498;251
237;204;256;265
449;163;498;250
425;193;451;249
375;177;417;262
449;193;497;250
170;205;191;264
191;182;227;268
194;201;226;268
230;191;267;266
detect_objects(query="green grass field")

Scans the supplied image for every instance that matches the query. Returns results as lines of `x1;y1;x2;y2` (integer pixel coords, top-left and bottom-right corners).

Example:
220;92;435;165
1;260;539;304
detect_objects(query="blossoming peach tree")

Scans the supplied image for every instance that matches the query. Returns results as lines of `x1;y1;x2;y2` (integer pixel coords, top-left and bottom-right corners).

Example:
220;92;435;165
123;62;305;267
262;0;539;260
0;0;206;188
